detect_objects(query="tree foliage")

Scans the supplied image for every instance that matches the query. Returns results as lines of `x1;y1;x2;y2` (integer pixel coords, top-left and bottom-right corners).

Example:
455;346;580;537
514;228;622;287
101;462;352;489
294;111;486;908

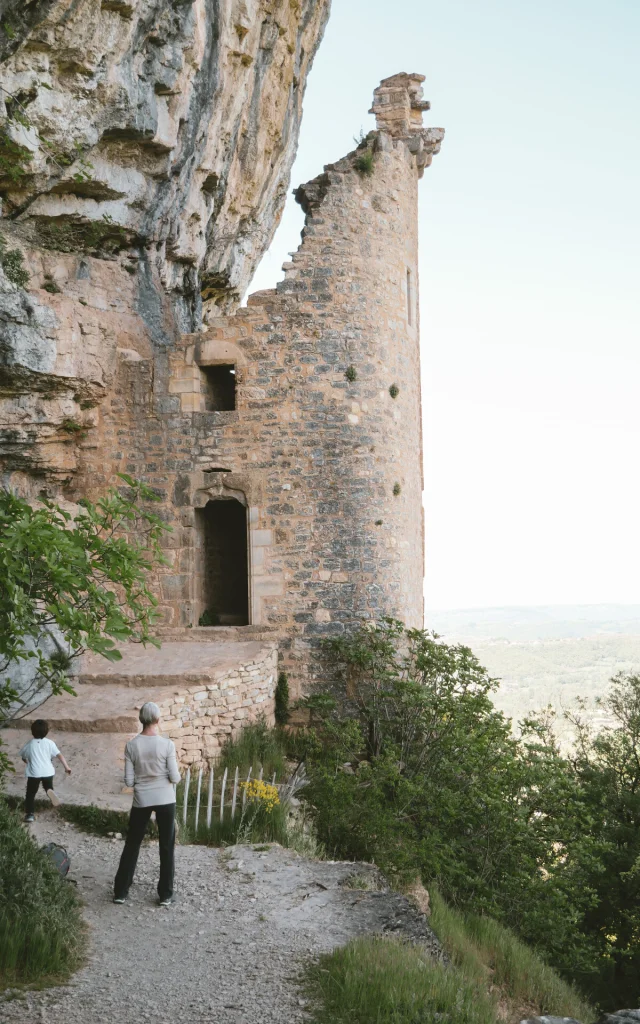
295;620;640;1009
0;476;169;761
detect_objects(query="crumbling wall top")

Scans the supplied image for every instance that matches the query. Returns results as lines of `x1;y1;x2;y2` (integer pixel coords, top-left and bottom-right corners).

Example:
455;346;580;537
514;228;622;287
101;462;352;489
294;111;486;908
369;72;431;138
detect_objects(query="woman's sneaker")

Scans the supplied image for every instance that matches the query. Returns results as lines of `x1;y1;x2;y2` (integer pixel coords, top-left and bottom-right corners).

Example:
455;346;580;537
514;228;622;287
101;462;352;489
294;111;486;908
47;790;61;808
113;896;126;904
158;896;174;907
24;814;35;823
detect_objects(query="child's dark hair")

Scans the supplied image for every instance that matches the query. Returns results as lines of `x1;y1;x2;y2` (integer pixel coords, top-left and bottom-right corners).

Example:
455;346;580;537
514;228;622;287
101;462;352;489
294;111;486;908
31;719;49;739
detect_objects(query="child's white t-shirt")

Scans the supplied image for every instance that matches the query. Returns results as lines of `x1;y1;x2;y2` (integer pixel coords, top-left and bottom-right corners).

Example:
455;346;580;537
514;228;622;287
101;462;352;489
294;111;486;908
18;738;61;778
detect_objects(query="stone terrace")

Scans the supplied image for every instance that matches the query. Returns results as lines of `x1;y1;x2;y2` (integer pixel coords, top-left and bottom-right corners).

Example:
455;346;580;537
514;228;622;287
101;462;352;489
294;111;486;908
3;640;277;810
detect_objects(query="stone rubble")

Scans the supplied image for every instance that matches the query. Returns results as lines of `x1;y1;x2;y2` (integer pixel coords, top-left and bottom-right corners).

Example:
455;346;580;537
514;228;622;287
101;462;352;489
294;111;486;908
522;1013;640;1024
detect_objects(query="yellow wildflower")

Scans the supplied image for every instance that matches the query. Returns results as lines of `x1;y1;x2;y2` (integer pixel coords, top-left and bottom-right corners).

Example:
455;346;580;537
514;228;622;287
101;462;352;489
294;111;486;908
240;779;280;813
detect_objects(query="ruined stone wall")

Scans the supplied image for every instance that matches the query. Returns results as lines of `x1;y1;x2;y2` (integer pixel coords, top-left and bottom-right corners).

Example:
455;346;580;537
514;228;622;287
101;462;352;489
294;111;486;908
1;63;444;697
72;75;444;692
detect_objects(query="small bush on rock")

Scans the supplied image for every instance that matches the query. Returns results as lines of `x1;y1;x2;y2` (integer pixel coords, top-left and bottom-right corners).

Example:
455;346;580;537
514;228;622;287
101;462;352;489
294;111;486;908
275;672;290;725
354;150;374;175
0;233;29;287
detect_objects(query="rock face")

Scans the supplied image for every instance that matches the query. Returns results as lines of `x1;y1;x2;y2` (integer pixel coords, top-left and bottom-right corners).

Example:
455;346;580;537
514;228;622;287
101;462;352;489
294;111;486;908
0;0;330;489
1;0;330;321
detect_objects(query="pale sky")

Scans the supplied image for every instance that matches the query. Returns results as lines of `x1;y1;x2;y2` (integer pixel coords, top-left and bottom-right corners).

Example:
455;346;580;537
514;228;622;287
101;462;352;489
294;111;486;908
249;0;640;611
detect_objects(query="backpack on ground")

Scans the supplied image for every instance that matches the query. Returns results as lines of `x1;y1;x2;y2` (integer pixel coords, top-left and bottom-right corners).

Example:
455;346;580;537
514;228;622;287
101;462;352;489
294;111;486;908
41;842;71;878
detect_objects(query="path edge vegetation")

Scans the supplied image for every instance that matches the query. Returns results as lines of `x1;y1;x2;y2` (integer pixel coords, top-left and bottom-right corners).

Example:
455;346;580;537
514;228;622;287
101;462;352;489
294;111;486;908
0;476;169;990
2;474;640;1013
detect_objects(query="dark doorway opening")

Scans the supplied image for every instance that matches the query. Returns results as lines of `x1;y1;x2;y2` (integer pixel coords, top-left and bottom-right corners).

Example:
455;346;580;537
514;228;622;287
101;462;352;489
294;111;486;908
197;499;249;625
200;365;236;411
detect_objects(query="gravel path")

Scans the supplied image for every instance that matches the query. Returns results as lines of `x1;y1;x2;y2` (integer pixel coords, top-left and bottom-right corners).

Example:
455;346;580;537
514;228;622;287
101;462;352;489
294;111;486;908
1;812;440;1024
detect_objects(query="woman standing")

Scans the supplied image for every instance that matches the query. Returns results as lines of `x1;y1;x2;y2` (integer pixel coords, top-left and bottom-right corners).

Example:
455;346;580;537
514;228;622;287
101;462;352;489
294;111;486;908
113;702;181;907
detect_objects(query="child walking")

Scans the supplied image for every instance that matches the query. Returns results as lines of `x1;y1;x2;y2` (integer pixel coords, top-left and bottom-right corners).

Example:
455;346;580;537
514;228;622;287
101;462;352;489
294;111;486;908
19;719;71;823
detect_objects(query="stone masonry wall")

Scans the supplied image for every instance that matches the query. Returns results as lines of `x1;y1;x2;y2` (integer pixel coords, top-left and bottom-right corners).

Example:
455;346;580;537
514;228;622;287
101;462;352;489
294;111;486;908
1;73;444;700
72;75;444;694
157;643;277;767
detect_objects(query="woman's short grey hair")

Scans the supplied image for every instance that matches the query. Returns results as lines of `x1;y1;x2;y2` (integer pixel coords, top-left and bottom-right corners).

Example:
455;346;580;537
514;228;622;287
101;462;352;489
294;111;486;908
139;702;161;726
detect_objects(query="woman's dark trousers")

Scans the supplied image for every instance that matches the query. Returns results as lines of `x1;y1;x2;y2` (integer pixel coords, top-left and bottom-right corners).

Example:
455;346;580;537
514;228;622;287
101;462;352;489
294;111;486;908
24;776;54;814
114;802;175;902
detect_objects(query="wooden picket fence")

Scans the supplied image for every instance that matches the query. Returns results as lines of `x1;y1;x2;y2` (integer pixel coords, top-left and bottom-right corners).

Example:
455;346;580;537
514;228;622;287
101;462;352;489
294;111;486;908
181;764;278;832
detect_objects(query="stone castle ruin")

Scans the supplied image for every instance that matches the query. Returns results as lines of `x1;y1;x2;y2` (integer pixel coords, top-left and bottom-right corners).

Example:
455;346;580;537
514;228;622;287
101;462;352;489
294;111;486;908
0;1;443;790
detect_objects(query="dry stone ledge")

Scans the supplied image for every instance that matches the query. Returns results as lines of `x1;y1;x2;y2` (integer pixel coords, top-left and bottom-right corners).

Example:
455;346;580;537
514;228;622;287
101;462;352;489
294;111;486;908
522;1015;640;1024
521;1018;584;1024
597;1014;640;1023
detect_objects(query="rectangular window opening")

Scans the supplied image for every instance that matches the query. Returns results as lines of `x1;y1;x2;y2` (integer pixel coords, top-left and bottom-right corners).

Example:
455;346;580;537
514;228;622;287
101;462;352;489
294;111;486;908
406;269;413;326
200;364;236;411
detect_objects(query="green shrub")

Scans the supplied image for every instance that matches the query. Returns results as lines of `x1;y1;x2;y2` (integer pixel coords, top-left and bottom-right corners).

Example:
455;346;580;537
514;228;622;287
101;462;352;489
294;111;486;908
36;215;130;257
305;935;497;1024
0;131;32;185
0;233;29;287
0;476;168;783
180;799;290;848
198;608;220;626
0;800;85;986
275;672;290;725
42;274;61;294
344;364;357;382
354;150;374;175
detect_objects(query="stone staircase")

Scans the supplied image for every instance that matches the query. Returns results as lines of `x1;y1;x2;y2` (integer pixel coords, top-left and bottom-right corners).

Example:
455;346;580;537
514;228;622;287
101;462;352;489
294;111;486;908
2;635;278;811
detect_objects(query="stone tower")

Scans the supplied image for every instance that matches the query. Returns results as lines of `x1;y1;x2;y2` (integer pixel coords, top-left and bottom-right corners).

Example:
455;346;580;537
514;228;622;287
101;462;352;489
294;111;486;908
147;72;445;687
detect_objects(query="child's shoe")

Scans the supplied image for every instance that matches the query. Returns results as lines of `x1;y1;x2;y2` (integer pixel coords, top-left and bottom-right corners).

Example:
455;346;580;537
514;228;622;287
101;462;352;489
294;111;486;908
24;814;35;823
47;789;61;808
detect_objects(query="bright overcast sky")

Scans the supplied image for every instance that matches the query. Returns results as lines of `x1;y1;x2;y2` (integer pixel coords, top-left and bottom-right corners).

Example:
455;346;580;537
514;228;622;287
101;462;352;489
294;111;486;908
249;0;640;611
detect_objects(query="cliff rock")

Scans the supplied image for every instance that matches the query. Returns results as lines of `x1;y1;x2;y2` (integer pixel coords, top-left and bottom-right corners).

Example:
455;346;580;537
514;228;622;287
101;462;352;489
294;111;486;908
0;0;329;489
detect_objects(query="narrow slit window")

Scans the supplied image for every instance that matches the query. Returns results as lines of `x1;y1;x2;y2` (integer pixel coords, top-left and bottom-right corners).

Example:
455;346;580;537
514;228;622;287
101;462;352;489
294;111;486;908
200;364;236;411
406;269;413;326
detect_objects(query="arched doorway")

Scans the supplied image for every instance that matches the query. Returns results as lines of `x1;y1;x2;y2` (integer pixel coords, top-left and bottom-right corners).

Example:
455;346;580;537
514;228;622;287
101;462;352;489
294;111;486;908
196;499;249;625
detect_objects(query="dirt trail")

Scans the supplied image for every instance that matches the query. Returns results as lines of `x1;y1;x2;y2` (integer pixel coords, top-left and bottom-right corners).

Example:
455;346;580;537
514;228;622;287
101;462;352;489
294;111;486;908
1;811;439;1024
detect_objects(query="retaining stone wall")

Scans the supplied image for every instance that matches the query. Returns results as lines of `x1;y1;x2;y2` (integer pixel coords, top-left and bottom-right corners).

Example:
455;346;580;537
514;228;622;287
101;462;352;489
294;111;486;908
158;644;277;767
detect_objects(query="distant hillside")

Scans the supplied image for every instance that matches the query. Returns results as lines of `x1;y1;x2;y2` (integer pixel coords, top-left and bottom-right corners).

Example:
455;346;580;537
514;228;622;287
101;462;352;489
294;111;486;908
425;605;640;742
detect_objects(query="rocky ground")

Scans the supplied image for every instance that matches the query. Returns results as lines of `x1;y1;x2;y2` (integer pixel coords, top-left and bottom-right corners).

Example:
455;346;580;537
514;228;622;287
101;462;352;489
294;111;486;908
0;810;439;1024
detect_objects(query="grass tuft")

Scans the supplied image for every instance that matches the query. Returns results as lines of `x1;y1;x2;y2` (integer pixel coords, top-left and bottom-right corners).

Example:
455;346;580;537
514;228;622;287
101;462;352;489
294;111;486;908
58;804;144;838
0;800;85;987
430;889;595;1022
305;935;496;1024
215;720;289;779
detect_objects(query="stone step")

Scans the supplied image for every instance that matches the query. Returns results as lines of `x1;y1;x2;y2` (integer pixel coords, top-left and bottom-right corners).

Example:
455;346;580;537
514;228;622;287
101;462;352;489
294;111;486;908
5;639;278;782
153;625;278;644
1;728;134;811
77;639;272;686
5;683;173;733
